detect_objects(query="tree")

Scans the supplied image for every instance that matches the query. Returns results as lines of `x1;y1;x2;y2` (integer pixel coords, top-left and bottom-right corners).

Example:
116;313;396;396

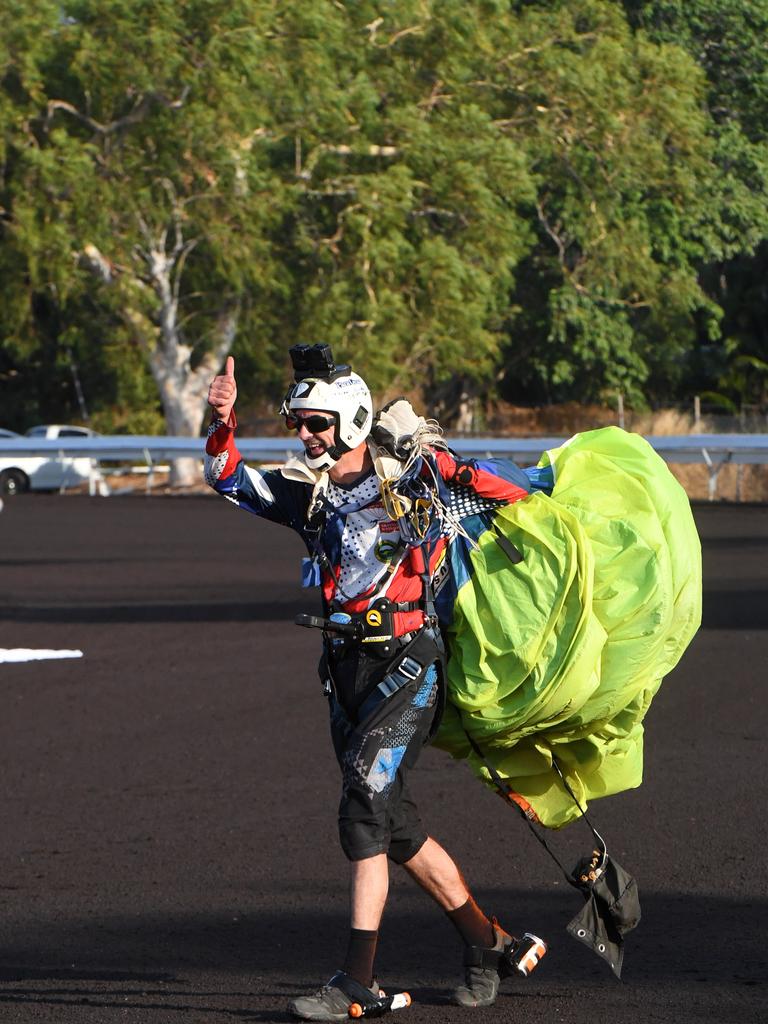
476;0;759;405
620;0;768;407
4;0;765;441
1;0;289;482
252;1;739;410
256;1;538;412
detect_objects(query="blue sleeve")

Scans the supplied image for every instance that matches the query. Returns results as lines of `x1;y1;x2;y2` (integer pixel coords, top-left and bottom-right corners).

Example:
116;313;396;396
213;460;311;532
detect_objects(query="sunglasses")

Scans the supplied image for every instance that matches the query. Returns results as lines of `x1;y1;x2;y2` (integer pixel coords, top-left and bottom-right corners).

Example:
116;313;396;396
285;412;336;433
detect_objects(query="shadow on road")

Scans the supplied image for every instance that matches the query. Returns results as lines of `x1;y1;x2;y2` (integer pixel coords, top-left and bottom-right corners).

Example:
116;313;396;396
1;888;764;988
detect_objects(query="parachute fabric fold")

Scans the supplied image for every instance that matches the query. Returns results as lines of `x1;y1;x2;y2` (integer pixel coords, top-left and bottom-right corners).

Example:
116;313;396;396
433;427;702;828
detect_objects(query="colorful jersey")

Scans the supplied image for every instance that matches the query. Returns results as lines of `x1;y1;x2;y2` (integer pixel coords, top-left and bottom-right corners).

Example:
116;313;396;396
204;416;532;623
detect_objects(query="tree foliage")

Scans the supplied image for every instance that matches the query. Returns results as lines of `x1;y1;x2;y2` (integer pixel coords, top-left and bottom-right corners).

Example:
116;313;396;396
1;0;767;446
621;0;768;408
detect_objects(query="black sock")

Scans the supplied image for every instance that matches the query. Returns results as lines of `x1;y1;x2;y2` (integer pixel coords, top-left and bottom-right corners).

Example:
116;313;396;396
446;898;495;948
341;928;378;986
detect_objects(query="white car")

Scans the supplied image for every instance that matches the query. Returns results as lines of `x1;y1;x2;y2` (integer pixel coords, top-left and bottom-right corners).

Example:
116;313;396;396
0;425;101;495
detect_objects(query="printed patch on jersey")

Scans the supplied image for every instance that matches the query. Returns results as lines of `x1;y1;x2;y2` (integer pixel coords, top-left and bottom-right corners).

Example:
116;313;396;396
326;473;403;597
301;557;322;588
244;465;277;504
432;548;450;596
375;539;400;563
326;474;381;513
446;483;507;519
380;519;399;534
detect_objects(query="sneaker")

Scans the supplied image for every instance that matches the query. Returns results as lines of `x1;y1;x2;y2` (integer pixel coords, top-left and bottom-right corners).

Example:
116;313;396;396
453;921;513;1009
453;921;547;1008
289;970;383;1022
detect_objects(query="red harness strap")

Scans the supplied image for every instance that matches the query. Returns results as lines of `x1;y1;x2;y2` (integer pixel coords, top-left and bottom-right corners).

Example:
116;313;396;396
393;610;429;636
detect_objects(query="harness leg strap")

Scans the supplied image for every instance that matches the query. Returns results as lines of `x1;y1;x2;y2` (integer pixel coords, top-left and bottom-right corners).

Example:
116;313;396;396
463;933;548;979
326;970;382;1008
463;945;504;971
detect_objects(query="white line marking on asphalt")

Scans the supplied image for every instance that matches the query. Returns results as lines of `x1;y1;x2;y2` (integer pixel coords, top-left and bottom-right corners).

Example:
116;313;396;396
0;649;84;663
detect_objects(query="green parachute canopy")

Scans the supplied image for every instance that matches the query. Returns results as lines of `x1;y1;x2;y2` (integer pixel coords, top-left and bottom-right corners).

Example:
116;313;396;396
435;427;702;828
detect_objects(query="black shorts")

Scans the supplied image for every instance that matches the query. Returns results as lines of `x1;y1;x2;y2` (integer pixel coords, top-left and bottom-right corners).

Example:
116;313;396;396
328;644;441;864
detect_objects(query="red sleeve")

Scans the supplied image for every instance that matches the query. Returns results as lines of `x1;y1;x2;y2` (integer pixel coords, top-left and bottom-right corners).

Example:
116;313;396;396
205;410;242;482
431;449;528;505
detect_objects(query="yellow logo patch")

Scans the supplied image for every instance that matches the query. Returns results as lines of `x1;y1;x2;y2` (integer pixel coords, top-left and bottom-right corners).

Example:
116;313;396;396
366;609;382;627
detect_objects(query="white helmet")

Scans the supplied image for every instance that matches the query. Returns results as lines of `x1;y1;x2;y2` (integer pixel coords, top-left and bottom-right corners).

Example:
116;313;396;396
282;369;373;471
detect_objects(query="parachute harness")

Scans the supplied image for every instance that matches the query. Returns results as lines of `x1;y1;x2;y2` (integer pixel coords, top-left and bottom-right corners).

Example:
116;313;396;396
372;415;479;550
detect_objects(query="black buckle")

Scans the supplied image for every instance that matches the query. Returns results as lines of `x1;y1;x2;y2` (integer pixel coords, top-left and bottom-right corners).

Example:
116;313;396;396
464;945;503;970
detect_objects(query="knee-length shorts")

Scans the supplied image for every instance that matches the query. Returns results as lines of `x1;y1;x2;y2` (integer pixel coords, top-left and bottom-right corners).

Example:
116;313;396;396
329;663;440;864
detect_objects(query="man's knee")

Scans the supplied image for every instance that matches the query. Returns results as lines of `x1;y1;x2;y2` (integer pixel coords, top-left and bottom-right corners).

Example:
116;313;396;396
339;816;427;864
338;814;388;862
387;833;427;866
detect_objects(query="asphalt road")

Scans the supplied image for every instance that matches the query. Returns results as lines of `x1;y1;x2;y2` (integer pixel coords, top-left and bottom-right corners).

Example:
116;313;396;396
0;495;766;1024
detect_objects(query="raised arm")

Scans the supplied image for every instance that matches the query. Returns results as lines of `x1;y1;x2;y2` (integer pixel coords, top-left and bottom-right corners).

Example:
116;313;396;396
204;356;307;529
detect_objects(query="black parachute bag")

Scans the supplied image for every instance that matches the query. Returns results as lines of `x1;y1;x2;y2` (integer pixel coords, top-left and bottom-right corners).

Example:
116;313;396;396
567;847;641;978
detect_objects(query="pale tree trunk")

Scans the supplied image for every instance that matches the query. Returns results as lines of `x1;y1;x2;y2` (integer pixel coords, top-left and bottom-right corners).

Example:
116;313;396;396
454;373;487;433
455;388;476;434
152;311;237;486
82;191;238;488
144;237;237;486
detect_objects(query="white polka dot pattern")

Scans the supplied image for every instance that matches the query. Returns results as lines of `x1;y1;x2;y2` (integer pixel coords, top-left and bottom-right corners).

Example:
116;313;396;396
445;483;506;519
326;474;401;598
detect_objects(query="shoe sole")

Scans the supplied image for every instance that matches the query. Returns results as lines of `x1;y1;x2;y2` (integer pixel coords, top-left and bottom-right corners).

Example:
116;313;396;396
289;1003;349;1023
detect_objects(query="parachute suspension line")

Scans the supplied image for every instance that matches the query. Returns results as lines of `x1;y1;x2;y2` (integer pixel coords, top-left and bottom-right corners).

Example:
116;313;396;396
371;412;478;549
550;758;607;867
462;729;573;884
462;728;606;889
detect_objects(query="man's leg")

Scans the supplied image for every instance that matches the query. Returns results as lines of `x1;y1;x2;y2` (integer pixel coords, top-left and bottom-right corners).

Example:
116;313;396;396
289;854;387;1020
336;667;442;975
401;837;495;947
401;836;537;1009
350;852;389;929
291;683;424;1021
340;853;388;988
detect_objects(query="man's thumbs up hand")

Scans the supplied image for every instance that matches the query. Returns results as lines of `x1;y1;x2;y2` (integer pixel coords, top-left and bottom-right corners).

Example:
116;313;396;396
208;355;238;422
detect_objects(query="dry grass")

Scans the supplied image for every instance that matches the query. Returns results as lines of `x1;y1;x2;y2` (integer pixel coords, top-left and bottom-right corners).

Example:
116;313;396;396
630;408;696;435
668;463;768;503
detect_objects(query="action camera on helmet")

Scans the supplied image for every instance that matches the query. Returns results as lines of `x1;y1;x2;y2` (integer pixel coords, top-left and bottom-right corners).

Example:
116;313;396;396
290;344;351;383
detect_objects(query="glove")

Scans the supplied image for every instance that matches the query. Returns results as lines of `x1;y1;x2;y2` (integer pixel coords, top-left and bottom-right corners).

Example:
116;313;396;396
370;398;425;460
